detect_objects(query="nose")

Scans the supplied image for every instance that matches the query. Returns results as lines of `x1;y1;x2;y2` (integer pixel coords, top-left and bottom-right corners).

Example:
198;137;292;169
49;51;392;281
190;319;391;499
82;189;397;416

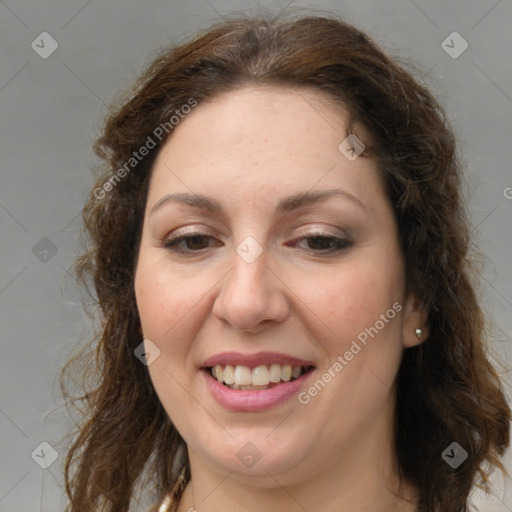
212;241;290;333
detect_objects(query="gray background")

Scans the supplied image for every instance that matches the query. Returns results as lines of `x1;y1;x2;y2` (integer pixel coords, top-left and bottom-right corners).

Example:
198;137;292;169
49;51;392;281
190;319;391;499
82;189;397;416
1;0;511;510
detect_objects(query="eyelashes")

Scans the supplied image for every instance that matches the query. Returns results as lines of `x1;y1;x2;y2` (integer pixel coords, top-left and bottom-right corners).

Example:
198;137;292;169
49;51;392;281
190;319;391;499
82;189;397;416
163;231;353;257
164;233;219;254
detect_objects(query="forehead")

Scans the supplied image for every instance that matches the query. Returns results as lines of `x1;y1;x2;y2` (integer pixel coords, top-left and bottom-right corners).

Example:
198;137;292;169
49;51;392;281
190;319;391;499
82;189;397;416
146;85;384;214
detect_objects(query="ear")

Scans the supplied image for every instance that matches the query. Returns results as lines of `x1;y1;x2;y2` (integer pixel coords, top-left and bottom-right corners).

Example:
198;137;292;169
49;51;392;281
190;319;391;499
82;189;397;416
401;293;429;348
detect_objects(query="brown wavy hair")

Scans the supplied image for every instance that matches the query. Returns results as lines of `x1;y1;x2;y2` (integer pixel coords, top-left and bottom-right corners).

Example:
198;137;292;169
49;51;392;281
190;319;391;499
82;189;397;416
60;11;511;512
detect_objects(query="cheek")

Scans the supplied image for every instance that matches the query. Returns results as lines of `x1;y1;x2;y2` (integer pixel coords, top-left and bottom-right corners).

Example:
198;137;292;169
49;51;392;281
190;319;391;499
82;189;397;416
293;258;404;347
134;255;205;428
135;251;201;341
297;266;405;421
292;257;406;409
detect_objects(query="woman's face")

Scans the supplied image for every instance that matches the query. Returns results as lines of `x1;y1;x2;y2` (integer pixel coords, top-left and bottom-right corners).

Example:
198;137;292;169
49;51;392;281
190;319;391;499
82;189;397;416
134;85;425;486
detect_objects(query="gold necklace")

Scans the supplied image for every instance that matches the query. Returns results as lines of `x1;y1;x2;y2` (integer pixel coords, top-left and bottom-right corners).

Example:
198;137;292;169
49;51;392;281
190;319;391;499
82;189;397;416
157;466;187;512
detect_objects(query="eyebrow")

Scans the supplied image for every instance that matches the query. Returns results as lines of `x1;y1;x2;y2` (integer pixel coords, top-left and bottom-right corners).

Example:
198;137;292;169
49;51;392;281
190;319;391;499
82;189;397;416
150;189;366;217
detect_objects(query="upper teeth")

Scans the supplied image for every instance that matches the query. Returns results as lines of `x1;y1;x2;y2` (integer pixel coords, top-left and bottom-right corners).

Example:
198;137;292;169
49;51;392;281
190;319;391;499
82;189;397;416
212;364;306;387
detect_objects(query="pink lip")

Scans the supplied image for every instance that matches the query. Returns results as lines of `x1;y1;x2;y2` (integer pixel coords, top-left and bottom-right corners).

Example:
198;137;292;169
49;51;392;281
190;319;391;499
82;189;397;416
201;351;315;368
202;368;314;412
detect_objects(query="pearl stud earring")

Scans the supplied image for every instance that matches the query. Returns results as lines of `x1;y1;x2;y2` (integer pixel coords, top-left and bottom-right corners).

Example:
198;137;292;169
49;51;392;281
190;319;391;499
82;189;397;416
414;328;422;339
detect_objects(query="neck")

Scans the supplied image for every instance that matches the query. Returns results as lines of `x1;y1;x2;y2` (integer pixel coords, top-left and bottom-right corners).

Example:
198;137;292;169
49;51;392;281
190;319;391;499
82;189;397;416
177;467;417;512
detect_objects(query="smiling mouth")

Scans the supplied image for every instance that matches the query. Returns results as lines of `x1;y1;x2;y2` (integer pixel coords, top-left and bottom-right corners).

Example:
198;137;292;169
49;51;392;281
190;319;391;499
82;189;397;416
206;364;315;390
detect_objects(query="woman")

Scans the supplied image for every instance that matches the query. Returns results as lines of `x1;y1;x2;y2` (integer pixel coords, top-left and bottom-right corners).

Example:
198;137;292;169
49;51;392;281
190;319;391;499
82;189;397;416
61;12;511;512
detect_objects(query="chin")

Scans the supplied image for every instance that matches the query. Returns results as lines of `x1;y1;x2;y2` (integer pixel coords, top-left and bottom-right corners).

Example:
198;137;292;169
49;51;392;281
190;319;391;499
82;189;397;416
188;428;313;481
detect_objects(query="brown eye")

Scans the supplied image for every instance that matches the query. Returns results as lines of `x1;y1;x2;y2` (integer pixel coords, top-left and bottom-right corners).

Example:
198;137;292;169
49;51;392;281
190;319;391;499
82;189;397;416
289;233;352;254
164;233;221;255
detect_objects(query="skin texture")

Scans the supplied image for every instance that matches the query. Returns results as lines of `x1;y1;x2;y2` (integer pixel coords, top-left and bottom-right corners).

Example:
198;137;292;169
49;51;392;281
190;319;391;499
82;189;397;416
134;85;428;512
